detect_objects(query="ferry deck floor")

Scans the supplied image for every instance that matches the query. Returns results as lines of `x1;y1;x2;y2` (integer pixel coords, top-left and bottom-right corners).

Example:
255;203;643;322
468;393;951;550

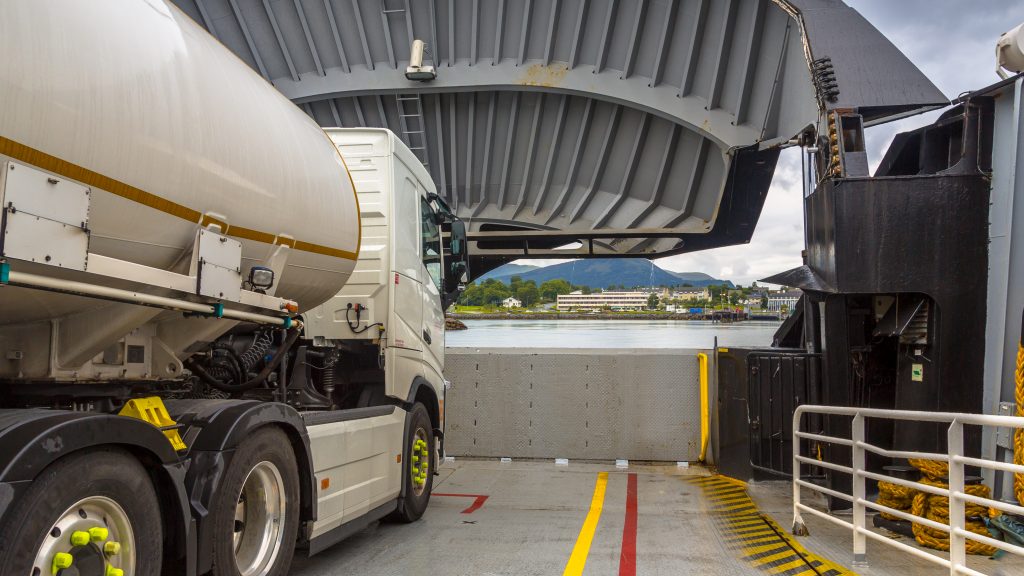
291;460;1023;576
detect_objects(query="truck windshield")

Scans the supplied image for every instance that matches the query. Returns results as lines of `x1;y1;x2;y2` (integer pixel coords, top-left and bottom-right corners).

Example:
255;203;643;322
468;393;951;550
420;197;442;290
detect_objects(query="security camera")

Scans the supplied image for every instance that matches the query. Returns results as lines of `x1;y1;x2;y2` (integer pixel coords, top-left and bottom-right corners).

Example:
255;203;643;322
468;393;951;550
405;39;436;81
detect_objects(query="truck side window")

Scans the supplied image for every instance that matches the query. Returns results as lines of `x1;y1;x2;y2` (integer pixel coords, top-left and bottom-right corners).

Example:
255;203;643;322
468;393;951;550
420;197;442;290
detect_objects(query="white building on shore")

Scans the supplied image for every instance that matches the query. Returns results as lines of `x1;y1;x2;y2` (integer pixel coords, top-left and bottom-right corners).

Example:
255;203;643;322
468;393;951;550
556;291;648;311
766;290;802;312
502;296;521;308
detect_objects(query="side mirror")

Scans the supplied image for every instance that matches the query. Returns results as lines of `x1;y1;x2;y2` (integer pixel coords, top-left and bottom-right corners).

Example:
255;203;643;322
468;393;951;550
449;220;466;257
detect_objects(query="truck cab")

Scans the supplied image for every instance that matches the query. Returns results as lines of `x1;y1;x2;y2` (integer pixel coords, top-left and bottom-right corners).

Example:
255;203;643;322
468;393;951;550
305;128;453;410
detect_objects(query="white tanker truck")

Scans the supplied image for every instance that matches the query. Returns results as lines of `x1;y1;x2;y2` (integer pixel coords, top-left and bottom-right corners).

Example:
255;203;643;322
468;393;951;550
0;3;468;576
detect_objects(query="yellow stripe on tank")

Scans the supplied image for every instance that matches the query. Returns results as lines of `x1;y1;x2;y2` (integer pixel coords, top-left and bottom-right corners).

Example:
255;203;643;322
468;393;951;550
0;135;357;261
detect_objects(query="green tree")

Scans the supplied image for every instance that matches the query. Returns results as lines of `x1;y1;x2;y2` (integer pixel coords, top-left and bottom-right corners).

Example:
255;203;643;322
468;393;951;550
708;284;728;304
647;293;660;310
508;275;523;293
581;286;593;295
458;281;480;305
474;278;511;306
539;279;573;302
516;281;540;307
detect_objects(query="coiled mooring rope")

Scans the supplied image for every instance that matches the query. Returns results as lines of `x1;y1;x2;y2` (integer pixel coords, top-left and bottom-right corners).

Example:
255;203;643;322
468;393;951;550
874;311;1024;556
907;460;999;556
876;480;916;521
1013;309;1024;506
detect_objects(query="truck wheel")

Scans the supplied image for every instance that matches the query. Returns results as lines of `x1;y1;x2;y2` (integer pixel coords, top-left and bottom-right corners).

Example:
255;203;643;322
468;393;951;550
210;427;299;576
392;403;435;523
0;448;162;576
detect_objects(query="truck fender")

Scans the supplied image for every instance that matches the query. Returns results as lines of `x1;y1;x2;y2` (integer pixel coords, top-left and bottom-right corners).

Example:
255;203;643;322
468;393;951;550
169;400;315;573
404;376;441;432
0;409;193;576
398;378;443;502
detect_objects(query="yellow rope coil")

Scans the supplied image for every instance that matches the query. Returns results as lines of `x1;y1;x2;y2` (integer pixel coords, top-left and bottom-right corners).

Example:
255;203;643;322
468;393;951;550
877;481;916;521
908;458;948;480
907;474;998;556
1014;343;1024;506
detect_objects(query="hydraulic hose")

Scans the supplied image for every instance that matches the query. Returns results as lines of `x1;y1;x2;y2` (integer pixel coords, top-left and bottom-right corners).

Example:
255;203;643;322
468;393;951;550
188;327;302;393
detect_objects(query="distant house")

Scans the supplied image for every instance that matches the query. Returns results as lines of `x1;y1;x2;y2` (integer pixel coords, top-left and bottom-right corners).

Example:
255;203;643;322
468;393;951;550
766;290;802;312
502;296;522;308
674;287;710;301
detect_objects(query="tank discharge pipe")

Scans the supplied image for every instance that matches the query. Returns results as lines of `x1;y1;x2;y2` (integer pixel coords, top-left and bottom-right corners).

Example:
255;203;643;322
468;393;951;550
3;268;296;328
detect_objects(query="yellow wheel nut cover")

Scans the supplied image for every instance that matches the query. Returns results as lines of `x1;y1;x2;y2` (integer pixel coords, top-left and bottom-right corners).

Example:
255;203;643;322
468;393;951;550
52;552;73;574
106;565;124;576
104;541;121;556
70;530;91;546
89;526;109;542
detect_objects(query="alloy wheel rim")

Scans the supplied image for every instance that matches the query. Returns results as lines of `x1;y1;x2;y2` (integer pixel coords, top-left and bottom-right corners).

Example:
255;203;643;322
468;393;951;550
233;461;286;576
410;428;430;496
33;496;135;576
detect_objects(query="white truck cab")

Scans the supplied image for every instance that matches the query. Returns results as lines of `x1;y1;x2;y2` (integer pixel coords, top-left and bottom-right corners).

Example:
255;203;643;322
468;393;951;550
306;128;448;405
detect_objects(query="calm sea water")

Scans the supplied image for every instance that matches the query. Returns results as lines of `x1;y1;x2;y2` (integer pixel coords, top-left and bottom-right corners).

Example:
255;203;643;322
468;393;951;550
445;319;781;349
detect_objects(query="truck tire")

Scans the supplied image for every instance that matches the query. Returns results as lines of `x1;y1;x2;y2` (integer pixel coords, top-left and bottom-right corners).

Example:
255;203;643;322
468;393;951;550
209;427;300;576
391;403;435;523
0;448;162;576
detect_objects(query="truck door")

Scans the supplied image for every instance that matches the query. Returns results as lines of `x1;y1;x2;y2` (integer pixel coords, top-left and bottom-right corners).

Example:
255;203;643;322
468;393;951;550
419;197;445;376
389;176;423;357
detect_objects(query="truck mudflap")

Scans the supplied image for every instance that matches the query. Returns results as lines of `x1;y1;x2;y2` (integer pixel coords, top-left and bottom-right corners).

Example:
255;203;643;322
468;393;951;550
0;408;194;575
164;399;316;575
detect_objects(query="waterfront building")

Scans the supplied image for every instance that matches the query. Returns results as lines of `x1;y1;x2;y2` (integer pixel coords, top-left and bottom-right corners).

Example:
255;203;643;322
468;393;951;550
674;287;711;301
557;291;648;311
766;290;802;312
502;296;522;308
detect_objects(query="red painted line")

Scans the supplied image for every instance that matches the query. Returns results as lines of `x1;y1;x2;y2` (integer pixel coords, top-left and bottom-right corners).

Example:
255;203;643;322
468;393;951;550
619;473;638;576
432;492;489;514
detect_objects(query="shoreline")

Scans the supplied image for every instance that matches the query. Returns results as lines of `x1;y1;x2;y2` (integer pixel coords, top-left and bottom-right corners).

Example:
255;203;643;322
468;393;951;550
448;313;782;322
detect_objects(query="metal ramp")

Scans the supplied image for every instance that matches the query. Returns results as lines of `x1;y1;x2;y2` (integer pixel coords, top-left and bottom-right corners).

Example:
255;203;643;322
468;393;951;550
170;0;945;273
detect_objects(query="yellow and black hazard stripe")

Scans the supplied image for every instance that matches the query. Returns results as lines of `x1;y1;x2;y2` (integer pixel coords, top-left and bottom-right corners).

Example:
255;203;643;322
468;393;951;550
687;476;855;576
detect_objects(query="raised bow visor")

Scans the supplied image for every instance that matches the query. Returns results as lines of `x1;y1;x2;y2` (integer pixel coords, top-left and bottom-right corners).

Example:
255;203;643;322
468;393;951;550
171;0;946;274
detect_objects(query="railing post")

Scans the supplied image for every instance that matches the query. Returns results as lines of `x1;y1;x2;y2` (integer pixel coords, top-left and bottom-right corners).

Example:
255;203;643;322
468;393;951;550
948;420;966;574
852;413;867;566
792;408;807;536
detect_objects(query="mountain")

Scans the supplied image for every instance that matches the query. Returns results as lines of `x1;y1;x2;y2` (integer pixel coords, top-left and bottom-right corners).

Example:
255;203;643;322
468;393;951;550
474;259;733;289
670;271;716;283
475;263;540;283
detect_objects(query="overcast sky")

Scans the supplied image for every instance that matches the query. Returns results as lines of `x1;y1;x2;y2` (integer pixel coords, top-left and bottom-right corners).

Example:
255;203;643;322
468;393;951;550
522;0;1024;287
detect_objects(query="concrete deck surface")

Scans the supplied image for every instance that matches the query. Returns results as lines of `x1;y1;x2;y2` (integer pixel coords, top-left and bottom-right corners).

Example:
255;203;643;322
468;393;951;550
291;460;1023;575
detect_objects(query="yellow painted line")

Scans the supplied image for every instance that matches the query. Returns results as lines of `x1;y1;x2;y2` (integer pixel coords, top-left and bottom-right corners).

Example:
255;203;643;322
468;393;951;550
709;492;748;500
752;550;801;567
729;535;784;547
766;557;811;574
728;519;769;528
563;471;608;576
686;475;857;576
742;545;794;562
729;527;776;538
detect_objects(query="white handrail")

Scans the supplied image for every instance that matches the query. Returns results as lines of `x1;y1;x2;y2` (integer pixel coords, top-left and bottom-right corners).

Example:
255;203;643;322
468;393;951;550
792;405;1024;575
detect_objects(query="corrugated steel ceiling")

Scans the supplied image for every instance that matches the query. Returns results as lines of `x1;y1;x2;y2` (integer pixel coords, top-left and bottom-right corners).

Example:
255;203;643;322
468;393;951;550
170;0;944;267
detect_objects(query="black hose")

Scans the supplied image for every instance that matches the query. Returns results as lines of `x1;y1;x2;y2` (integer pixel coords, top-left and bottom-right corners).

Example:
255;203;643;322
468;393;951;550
189;328;301;393
211;344;246;384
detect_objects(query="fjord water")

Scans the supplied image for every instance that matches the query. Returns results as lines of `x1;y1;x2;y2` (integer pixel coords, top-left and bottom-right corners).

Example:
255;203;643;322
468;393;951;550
445;319;781;349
